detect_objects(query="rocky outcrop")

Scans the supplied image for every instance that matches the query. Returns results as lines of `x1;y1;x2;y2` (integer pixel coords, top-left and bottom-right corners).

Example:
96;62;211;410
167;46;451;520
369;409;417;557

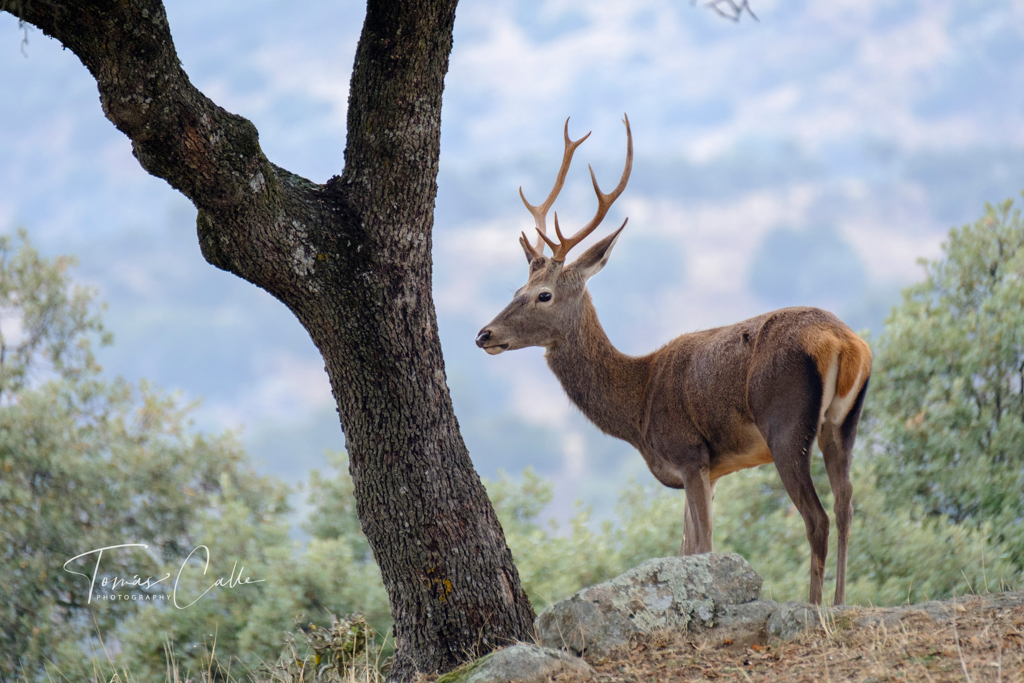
535;554;768;655
766;601;822;640
848;590;1024;630
435;644;593;683
534;554;1024;657
446;557;1024;680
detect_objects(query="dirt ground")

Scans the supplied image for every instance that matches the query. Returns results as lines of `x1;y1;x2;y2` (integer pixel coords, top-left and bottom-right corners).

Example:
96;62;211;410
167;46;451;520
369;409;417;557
558;593;1024;683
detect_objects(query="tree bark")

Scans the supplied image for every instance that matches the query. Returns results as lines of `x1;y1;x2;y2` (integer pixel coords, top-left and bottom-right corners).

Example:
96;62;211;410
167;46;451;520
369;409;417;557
1;0;536;678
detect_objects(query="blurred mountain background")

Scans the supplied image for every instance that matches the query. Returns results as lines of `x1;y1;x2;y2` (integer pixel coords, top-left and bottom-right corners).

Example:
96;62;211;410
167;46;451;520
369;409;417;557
2;0;1023;521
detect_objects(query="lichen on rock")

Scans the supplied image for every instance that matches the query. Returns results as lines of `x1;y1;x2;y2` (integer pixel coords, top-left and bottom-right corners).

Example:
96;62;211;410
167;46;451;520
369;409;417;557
535;553;764;655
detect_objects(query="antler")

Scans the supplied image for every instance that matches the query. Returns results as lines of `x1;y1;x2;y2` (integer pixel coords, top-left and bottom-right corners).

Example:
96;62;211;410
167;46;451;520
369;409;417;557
519;119;591;260
536;114;633;262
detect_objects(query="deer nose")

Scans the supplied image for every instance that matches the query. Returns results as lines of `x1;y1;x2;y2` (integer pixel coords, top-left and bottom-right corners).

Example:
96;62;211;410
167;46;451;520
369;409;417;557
475;330;491;348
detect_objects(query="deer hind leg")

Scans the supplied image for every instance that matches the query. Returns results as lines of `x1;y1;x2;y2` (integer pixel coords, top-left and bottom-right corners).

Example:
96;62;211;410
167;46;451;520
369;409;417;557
818;423;851;606
774;433;829;605
750;353;830;605
681;475;718;556
818;379;869;606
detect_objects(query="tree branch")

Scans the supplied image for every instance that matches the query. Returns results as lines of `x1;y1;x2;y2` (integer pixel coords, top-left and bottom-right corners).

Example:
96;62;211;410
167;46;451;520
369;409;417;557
701;0;759;22
2;0;337;292
9;2;250;199
4;2;538;677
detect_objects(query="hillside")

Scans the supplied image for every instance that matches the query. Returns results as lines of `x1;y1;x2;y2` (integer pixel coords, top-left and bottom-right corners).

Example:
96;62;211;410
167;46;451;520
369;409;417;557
87;588;1024;681
542;591;1024;683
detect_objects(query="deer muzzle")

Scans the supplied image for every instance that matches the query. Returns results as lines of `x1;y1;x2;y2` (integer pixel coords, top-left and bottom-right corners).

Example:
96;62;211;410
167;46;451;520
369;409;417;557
475;329;509;355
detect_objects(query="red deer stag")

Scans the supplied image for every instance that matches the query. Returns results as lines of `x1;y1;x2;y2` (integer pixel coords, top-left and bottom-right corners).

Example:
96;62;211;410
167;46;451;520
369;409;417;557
475;115;872;605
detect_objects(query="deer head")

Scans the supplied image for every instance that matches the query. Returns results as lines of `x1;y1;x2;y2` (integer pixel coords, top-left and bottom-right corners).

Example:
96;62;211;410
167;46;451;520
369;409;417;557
475;115;633;354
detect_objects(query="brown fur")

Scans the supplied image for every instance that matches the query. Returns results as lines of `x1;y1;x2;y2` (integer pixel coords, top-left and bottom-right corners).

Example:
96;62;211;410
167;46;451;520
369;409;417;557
802;326;872;400
708;444;774;481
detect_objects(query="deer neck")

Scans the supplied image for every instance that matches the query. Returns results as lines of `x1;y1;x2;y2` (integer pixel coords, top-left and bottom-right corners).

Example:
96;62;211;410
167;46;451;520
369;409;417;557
544;293;650;446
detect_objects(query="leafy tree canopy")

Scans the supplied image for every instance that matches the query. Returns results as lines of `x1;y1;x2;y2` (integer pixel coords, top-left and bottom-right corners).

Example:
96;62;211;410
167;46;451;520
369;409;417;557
0;229;111;400
0;232;288;679
868;197;1024;566
117;450;389;682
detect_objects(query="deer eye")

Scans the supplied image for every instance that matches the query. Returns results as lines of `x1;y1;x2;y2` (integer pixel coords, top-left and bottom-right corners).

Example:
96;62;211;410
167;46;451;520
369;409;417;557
538;292;552;302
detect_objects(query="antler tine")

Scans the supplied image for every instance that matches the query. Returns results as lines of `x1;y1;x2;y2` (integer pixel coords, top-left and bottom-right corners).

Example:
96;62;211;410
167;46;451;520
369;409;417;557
520;118;591;256
546;114;633;262
536;214;560;253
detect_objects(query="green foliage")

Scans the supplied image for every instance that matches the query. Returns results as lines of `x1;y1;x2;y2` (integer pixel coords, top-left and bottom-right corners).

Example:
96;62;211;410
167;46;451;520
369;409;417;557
116;451;390;681
0;232;390;681
301;614;379;678
114;475;293;682
0;229;112;399
868;196;1024;567
295;450;390;638
0;233;282;680
712;460;1014;605
258;614;388;683
486;469;622;611
488;460;1015;612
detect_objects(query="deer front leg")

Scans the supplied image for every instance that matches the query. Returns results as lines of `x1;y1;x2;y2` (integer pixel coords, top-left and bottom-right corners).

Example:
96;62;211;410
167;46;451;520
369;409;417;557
681;500;698;555
679;464;714;555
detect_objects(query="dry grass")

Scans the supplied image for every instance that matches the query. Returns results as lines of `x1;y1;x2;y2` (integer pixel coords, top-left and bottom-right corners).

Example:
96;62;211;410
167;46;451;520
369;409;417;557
45;597;1021;683
37;615;390;683
550;594;1024;683
254;615;390;683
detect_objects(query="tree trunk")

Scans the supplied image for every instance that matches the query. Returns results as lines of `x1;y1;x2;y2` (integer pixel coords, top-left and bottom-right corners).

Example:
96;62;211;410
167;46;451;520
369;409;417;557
2;0;537;678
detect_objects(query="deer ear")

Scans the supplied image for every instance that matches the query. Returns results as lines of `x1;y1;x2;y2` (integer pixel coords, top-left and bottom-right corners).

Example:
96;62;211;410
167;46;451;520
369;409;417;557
571;220;626;281
519;234;536;265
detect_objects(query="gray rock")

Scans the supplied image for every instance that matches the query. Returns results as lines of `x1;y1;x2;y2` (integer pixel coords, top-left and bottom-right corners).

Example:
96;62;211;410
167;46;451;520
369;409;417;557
847;592;1024;634
436;644;592;683
710;599;778;647
766;601;825;640
535;553;763;655
767;602;874;641
851;598;971;630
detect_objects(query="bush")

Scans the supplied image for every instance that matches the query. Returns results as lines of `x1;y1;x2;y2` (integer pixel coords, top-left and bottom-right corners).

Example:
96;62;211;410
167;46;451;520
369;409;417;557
868;197;1024;569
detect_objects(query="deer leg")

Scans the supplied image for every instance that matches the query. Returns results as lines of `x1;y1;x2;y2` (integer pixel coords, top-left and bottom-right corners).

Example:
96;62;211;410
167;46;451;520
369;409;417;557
750;352;830;605
774;439;829;605
681;501;697;556
819;423;852;606
819;380;869;606
679;464;714;555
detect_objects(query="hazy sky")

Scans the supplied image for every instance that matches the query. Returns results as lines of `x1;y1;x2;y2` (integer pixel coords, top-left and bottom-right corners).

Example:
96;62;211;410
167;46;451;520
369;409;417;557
2;0;1023;514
